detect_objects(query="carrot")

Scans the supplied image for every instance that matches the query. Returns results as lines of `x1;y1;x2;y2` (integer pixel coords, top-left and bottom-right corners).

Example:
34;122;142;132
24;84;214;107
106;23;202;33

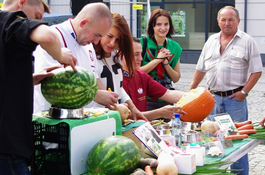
224;134;248;140
234;121;252;128
145;165;154;175
237;124;254;131
238;129;257;135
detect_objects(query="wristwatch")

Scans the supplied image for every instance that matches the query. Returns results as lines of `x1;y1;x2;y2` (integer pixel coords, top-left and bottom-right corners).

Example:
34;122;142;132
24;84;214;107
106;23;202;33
241;90;248;97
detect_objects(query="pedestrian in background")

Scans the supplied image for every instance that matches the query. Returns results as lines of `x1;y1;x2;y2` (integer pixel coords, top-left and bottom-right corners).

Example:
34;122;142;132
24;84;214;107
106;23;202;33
189;6;263;175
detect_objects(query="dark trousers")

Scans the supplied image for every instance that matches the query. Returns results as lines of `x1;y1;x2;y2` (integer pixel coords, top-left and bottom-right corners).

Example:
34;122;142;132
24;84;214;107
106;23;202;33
0;154;31;175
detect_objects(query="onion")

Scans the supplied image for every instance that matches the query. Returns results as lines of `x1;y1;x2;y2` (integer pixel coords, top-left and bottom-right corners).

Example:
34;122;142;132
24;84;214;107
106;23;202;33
114;104;130;121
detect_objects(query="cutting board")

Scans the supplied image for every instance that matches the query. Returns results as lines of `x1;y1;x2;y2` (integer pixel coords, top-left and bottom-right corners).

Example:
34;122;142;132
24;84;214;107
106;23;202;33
70;118;116;175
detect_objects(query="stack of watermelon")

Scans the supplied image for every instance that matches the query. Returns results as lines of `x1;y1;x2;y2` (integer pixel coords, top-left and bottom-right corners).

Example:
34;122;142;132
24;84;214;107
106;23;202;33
41;66;98;109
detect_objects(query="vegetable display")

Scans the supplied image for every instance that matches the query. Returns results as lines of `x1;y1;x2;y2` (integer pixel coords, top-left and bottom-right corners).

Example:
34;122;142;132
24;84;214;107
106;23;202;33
176;87;215;122
248;122;265;139
41;66;98;109
238;129;257;135
237;124;254;131
234;121;258;137
224;134;248;140
234;121;252;128
86;135;141;175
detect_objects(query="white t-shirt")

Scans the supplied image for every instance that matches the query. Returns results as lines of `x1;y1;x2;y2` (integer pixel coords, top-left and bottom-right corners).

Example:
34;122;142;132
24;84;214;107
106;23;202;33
33;19;98;115
94;50;130;107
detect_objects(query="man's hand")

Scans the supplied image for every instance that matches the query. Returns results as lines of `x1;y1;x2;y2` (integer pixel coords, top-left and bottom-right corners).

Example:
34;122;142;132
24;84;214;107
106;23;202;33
33;66;62;85
60;48;78;72
260;116;265;128
229;91;245;101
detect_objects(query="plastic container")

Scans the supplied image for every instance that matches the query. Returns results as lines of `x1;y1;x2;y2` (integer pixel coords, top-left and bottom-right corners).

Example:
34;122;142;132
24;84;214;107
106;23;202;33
31;121;70;175
171;113;182;147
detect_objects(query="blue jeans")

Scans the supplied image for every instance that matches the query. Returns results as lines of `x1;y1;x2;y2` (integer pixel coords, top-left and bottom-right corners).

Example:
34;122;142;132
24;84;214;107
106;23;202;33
209;94;248;122
209;94;249;175
0;154;31;175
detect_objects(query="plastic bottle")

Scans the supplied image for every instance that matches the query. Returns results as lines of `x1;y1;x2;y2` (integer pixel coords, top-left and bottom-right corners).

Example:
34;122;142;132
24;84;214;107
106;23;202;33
171;113;182;147
190;132;197;146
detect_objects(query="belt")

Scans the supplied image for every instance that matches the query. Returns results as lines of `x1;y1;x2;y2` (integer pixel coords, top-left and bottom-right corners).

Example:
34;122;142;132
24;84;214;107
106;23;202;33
209;86;244;97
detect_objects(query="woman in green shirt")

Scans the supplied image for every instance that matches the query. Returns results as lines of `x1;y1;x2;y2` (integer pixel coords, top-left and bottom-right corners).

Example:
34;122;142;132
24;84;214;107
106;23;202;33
139;9;182;113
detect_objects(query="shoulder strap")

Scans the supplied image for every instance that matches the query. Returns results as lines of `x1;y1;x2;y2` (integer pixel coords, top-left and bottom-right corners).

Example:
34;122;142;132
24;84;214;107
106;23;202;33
141;37;147;58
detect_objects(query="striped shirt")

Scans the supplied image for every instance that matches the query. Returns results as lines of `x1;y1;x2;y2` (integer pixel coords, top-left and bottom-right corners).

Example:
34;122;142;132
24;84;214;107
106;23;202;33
196;29;263;91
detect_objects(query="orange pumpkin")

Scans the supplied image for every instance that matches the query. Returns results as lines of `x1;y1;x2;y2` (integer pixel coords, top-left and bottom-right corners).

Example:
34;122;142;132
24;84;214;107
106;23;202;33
176;87;215;122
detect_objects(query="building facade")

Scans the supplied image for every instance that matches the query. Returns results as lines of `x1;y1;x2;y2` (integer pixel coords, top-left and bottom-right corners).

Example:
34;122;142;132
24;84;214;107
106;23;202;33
1;0;264;65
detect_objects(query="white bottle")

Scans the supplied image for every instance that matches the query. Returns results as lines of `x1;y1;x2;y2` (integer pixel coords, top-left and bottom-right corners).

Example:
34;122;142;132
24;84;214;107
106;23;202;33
171;113;182;147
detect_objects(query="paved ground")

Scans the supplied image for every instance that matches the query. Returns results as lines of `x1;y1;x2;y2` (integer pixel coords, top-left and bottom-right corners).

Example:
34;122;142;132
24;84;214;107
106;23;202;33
175;63;265;174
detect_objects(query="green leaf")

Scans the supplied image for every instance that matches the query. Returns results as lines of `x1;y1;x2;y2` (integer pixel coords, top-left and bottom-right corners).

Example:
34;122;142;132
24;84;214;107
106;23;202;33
178;161;240;175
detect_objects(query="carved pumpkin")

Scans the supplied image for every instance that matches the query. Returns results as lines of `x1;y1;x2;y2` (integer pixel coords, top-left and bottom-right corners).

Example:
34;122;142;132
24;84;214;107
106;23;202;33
176;87;215;122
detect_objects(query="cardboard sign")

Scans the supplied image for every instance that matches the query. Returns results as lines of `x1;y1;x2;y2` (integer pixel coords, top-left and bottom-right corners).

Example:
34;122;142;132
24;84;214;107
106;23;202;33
214;113;239;136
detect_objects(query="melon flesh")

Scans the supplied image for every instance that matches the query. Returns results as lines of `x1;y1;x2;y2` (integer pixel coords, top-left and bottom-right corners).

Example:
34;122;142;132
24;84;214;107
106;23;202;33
176;87;205;107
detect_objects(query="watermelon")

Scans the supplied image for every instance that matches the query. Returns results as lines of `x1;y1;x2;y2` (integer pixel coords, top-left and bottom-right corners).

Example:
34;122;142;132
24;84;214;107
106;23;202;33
41;66;98;109
86;136;141;175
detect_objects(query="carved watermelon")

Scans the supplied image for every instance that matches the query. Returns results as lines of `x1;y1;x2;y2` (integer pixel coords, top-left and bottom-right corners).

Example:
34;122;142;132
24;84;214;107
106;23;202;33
41;66;98;109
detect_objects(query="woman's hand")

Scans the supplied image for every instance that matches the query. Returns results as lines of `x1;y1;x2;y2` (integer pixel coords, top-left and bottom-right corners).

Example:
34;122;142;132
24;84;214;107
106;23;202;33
157;48;171;60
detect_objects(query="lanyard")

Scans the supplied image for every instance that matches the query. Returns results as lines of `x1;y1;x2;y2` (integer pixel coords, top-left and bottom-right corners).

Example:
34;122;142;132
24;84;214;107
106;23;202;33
152;37;167;50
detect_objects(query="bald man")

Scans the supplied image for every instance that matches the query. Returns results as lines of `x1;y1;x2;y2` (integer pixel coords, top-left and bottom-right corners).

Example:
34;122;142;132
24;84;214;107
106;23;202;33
33;2;119;115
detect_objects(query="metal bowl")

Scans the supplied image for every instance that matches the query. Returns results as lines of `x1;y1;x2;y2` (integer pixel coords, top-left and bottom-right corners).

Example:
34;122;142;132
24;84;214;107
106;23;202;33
153;124;171;130
46;107;86;119
153;125;172;136
155;129;172;136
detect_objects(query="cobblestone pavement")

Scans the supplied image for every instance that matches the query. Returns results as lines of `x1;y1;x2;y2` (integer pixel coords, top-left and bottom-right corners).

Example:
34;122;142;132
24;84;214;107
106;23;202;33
175;63;265;175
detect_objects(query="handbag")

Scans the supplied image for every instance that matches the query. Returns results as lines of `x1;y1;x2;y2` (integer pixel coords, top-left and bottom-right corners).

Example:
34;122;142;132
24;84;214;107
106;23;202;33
158;76;174;90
